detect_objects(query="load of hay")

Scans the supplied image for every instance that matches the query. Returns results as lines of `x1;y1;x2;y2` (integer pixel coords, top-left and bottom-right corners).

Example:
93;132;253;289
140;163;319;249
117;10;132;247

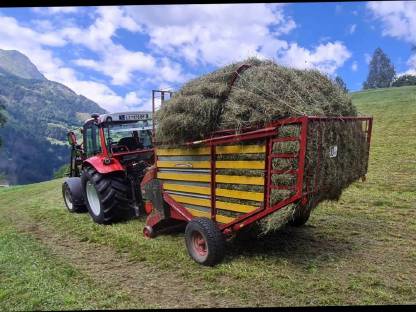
155;58;368;235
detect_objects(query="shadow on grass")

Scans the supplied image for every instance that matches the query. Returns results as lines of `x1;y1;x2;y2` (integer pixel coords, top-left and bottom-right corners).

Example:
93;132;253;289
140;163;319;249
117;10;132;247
225;223;355;266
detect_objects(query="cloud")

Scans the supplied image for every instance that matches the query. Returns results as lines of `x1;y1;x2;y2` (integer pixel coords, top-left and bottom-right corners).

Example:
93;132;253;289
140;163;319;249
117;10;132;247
349;24;357;34
277;41;351;75
351;61;358;71
367;1;416;44
367;2;416;78
32;7;79;14
126;4;297;66
364;53;372;64
0;15;142;112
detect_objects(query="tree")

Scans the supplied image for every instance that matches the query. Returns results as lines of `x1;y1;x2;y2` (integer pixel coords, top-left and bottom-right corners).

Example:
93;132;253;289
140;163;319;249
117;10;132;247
0;104;6;147
391;74;416;87
334;76;348;93
363;48;396;89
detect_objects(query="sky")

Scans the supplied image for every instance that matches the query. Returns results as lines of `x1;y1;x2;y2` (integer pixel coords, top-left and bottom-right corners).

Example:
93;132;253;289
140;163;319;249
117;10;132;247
0;2;415;112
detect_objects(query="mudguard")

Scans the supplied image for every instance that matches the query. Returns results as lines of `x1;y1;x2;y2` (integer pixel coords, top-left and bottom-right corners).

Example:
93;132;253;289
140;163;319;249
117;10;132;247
83;155;124;174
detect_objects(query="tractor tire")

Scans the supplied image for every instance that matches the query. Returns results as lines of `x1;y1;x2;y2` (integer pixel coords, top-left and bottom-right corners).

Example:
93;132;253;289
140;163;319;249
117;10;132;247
62;179;87;213
288;207;311;227
185;218;225;266
81;166;134;224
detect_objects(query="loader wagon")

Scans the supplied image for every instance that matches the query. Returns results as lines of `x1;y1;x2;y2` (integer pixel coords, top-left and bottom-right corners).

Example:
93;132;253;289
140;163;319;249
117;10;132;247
140;115;373;266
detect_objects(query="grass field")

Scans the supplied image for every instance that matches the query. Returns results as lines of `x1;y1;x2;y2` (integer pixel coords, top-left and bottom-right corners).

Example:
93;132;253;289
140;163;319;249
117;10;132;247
0;86;415;309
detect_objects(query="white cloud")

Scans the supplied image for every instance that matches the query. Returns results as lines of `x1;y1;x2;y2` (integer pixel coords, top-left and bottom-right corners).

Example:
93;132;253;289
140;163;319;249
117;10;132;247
364;53;372;64
277;41;351;75
349;24;357;34
367;2;416;78
33;7;79;14
126;4;297;66
0;15;141;112
351;61;358;71
367;1;416;44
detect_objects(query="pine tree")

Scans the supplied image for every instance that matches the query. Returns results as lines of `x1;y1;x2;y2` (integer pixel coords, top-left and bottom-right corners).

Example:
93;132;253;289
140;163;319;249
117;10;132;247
391;74;416;87
334;76;348;93
363;48;396;89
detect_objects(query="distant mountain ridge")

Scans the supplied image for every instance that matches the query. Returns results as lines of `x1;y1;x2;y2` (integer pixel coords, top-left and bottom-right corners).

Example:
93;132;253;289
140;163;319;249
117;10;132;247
0;49;46;80
0;49;106;185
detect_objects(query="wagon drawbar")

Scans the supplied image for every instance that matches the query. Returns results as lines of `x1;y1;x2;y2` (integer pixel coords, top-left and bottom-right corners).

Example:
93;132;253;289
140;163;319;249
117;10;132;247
140;115;373;266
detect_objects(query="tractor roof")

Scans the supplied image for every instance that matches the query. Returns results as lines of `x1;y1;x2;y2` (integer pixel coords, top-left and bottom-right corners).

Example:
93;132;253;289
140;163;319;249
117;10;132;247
96;111;152;124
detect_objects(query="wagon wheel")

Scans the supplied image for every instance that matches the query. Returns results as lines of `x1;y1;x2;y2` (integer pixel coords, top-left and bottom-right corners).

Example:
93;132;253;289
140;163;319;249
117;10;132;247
185;218;225;266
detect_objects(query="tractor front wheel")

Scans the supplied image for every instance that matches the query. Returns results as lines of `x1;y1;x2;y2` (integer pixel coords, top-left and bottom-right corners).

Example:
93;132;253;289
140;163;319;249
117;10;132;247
62;180;87;213
81;167;134;224
185;218;225;266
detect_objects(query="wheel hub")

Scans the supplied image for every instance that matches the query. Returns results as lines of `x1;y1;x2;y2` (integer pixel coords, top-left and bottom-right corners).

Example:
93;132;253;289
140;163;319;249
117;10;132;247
64;187;73;209
86;181;101;216
192;232;207;256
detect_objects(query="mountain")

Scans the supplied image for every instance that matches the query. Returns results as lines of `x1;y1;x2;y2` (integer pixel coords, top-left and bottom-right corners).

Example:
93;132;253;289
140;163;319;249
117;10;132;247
0;49;46;80
0;49;106;185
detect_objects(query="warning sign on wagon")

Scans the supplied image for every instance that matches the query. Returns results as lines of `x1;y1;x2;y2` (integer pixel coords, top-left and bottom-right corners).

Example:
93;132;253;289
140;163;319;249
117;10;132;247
329;145;338;158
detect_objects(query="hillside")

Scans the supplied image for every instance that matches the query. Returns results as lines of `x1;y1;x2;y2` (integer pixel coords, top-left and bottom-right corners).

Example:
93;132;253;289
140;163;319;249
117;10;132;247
0;49;106;185
0;86;414;309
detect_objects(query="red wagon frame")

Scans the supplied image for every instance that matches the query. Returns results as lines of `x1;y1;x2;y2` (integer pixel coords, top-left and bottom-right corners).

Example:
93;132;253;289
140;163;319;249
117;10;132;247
142;115;373;237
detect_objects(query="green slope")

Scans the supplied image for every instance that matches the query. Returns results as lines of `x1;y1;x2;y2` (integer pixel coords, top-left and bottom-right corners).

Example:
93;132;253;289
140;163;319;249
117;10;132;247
0;86;415;309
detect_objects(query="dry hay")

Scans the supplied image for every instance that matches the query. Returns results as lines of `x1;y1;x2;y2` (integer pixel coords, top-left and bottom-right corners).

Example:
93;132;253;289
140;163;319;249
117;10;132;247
155;57;368;234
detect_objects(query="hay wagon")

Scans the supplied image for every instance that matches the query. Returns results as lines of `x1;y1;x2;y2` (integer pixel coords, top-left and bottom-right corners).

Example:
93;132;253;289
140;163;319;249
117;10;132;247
140;115;373;266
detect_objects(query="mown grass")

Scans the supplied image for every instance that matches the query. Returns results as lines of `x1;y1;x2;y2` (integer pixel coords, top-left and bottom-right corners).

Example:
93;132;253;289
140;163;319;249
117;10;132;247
0;85;415;308
0;220;148;310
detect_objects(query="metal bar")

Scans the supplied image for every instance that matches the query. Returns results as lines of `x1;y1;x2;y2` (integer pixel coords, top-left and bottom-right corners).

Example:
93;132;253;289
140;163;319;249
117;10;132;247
191;126;277;146
163;192;194;221
264;136;273;209
296;116;308;197
210;145;217;221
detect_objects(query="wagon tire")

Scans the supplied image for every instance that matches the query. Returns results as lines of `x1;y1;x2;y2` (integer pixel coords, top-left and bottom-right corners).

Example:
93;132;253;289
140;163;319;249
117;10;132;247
62;181;87;213
185;217;225;266
288;208;311;227
81;166;134;224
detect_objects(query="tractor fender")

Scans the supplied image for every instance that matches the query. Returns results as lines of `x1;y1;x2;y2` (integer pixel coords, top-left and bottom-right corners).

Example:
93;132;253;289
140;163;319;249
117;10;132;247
63;177;85;206
83;156;124;174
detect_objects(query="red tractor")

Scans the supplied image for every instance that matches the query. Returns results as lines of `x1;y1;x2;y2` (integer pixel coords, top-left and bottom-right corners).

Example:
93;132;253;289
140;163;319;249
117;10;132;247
62;110;156;224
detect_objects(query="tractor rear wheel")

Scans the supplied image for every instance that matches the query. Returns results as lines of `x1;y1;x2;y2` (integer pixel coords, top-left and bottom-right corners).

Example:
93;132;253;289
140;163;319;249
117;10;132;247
185;218;225;266
81;166;134;224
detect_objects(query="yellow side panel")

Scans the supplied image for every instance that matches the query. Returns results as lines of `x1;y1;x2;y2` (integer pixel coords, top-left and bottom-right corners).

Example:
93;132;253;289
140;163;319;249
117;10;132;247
157;172;210;182
186;208;235;224
157;147;210;156
157;161;210;169
162;183;211;195
170;195;257;213
158;172;264;185
162;183;264;202
216;175;264;185
157;160;265;170
157;144;265;156
216;144;265;155
216;188;264;202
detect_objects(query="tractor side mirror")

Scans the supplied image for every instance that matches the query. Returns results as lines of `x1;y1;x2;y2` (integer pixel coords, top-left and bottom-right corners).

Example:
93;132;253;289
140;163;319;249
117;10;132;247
67;131;77;146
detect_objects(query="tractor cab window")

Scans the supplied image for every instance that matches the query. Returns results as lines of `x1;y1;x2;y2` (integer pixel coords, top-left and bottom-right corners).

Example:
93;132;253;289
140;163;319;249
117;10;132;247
104;120;153;153
83;122;102;157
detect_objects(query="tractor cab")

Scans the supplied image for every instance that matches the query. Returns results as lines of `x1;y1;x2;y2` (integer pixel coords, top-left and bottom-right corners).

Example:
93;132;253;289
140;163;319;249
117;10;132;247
83;111;153;156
